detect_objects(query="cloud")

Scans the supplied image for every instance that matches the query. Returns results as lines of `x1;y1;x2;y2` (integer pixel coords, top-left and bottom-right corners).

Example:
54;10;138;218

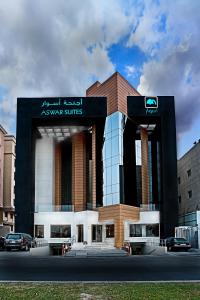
132;0;200;135
0;0;135;133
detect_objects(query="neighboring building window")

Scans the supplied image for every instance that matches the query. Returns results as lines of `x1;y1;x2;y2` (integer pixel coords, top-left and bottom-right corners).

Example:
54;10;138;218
106;224;114;238
178;196;181;204
130;224;142;237
188;190;192;199
5;212;8;218
187;169;191;177
35;225;44;238
51;225;71;238
146;224;159;237
178;177;181;184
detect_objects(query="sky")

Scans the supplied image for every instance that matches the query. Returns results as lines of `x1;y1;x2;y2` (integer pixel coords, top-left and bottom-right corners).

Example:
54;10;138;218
0;0;199;158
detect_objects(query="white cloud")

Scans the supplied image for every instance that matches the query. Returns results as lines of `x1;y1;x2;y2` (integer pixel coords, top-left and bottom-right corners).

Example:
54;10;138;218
0;0;135;132
134;0;200;135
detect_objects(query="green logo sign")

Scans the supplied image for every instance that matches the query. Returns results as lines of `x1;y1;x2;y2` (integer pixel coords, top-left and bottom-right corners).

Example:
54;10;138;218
145;96;158;114
40;98;83;116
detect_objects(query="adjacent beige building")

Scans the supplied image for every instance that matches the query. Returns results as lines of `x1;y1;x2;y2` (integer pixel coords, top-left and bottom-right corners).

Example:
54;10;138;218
0;125;15;235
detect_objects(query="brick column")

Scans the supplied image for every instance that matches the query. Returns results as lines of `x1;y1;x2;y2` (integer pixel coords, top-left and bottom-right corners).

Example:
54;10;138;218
54;142;62;208
92;125;96;209
140;128;149;205
72;133;86;211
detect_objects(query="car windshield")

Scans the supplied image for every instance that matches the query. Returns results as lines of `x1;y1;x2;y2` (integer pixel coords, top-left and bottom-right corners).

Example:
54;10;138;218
174;238;187;243
6;234;21;240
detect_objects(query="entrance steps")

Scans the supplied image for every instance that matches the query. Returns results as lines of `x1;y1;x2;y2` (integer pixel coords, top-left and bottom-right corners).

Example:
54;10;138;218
65;248;128;257
71;242;115;250
67;243;127;257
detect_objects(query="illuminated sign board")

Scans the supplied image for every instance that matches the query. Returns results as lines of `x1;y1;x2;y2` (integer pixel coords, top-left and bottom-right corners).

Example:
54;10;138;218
145;96;158;114
40;98;83;116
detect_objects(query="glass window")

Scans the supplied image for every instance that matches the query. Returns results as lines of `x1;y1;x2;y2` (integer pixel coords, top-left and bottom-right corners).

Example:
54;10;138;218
112;155;119;166
35;225;44;238
112;184;119;194
188;190;192;198
107;194;112;205
106;224;115;238
187;169;191;177
112;136;119;157
106;167;112;186
111;113;119;131
112;193;119;204
112;165;119;184
146;224;159;237
105;142;111;159
51;225;71;238
130;224;142;237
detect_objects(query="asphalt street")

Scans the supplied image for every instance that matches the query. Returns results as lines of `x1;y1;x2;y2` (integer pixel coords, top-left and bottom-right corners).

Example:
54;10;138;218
0;251;200;282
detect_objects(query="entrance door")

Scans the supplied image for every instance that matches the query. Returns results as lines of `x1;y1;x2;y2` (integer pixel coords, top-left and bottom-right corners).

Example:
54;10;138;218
92;225;102;242
77;225;84;242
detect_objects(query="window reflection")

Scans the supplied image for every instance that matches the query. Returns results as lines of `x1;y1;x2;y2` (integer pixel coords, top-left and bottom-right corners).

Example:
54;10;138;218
103;112;124;206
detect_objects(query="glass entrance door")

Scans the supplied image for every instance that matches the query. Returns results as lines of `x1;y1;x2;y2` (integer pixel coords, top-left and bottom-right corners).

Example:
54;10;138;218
92;225;102;242
77;224;84;242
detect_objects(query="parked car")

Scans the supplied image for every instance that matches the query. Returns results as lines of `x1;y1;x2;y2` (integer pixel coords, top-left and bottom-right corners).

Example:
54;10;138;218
166;237;191;251
0;236;5;250
5;233;35;251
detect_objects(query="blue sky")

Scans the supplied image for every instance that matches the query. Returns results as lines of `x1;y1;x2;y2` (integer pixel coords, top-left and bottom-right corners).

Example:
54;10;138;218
0;0;199;158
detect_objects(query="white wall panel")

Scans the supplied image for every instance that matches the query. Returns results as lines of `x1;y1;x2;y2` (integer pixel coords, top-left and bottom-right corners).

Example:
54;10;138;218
35;137;55;211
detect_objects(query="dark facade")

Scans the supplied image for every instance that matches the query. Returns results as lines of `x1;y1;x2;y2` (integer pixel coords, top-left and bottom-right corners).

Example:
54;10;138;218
15;97;107;235
15;74;178;243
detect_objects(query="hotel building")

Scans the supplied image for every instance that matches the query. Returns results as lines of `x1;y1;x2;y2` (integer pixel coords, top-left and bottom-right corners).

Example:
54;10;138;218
15;72;178;250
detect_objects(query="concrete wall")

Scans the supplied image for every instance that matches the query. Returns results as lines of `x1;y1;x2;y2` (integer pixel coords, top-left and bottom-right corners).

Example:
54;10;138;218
34;211;99;245
35;137;55;211
178;142;200;215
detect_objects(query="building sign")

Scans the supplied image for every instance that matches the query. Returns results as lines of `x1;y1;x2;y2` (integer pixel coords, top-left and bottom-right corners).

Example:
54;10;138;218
145;96;158;114
40;98;83;116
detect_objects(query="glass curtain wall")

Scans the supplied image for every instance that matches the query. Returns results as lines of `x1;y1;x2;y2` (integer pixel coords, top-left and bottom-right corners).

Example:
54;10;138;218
103;112;124;206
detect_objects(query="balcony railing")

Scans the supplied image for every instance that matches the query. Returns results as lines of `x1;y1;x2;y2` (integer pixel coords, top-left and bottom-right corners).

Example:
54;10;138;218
35;204;74;213
140;204;156;211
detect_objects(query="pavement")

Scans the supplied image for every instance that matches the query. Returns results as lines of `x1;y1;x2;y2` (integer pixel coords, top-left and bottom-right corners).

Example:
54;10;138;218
1;249;200;281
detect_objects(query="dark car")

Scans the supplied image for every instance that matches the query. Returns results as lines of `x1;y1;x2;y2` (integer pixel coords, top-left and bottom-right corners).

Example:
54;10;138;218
166;237;191;252
0;236;5;250
5;233;35;251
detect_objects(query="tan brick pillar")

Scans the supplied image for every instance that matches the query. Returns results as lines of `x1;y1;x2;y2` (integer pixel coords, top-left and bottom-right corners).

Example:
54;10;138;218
55;142;62;208
92;125;96;209
140;127;149;205
115;219;124;248
72;133;86;211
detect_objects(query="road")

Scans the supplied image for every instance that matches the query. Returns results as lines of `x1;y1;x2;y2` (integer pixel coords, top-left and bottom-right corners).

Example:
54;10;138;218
1;251;200;282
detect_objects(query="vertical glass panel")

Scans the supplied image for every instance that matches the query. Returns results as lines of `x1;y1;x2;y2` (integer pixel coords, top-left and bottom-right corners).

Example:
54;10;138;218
107;194;112;205
112;165;119;184
107;185;112;194
112;136;119;157
107;167;112;186
111;112;119;131
105;142;111;159
112;156;119;166
112;193;119;204
112;184;119;194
